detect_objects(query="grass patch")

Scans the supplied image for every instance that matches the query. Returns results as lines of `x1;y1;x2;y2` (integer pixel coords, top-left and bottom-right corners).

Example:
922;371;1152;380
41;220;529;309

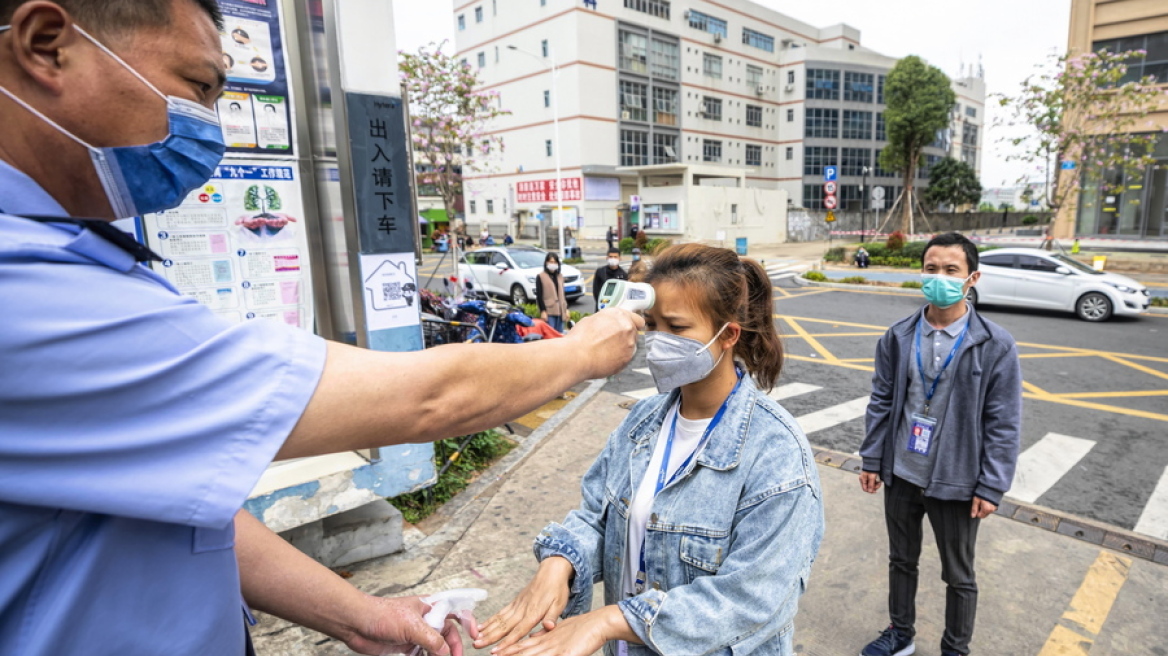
1152;297;1168;308
802;271;827;282
901;281;923;289
388;430;516;524
839;276;867;284
564;257;586;265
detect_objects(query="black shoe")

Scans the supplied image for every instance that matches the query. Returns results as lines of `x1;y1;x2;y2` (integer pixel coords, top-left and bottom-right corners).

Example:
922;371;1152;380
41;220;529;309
860;625;915;656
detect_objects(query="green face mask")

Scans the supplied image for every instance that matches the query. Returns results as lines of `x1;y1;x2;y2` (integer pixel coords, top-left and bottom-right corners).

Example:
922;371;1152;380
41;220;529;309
921;273;972;308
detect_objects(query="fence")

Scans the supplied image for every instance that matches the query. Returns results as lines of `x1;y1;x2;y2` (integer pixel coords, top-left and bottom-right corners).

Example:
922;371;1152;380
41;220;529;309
786;210;1055;244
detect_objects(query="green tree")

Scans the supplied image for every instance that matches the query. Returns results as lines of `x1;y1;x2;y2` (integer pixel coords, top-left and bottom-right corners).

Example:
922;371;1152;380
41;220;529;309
879;56;955;232
399;43;510;231
996;49;1162;219
923;158;983;211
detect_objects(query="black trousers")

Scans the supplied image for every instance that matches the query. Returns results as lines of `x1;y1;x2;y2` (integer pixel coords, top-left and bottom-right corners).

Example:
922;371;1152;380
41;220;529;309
884;476;980;655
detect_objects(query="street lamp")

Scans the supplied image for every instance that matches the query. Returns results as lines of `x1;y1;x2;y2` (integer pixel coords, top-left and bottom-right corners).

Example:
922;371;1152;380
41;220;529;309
507;44;565;260
860;166;870;243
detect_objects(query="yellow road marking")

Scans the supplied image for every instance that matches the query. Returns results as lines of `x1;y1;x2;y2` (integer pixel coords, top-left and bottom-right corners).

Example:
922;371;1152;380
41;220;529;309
841;358;875;363
1024;393;1168;423
786;354;875;373
775;314;889;331
1038;550;1131;656
803;332;886;338
1102;355;1168;382
1057;390;1168;400
1022;381;1052;397
773;286;792;298
1019;353;1100;360
778;288;836;299
782;318;841;364
808;286;921;298
1017;343;1168;365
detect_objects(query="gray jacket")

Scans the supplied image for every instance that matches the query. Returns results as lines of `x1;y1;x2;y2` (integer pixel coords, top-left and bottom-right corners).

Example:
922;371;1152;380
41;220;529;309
860;305;1023;504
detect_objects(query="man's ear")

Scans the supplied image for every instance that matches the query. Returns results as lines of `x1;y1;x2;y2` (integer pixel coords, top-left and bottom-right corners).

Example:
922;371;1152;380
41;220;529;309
7;2;80;95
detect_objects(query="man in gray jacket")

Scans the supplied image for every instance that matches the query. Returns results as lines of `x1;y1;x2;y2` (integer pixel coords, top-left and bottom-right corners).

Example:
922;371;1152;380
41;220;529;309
858;232;1022;656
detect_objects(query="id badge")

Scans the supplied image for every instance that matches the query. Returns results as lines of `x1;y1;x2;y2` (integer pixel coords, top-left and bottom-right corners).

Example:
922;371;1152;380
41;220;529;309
907;414;937;456
618;641;629;656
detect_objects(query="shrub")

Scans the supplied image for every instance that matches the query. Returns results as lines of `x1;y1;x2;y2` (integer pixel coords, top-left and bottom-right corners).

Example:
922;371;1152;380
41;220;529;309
646;237;673;255
839;276;867;284
619;237;635;253
802;271;827;282
1152;297;1168;308
388;430;516;524
823;247;846;263
901;281;924;289
564;257;585;265
886;231;907;252
1022;215;1039;226
860;242;889;259
900;241;928;262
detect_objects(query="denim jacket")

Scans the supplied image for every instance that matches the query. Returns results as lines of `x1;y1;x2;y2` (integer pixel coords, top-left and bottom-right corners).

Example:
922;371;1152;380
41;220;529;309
534;374;824;656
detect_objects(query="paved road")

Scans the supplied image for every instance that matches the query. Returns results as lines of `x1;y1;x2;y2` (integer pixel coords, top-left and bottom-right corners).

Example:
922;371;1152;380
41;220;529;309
606;281;1168;540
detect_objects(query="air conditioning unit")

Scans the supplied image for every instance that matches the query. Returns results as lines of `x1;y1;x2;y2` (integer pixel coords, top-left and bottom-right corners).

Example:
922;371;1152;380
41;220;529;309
783;84;794;93
713;34;722;44
684;9;691;19
756;85;766;96
621;110;631;120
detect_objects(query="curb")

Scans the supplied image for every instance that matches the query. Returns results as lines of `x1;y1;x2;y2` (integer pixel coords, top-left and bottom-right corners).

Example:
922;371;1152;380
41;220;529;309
793;276;920;295
813;446;1168;565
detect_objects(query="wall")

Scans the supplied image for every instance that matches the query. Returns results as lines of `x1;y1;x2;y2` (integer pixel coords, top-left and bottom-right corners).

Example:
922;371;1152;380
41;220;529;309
640;185;788;244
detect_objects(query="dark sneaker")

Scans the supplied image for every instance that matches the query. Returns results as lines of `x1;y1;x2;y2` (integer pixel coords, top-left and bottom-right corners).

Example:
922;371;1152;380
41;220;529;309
860;625;915;656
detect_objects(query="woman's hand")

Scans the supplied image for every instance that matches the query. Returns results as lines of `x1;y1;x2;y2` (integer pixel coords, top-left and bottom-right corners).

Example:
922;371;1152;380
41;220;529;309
540;311;548;321
474;557;573;652
494;606;637;656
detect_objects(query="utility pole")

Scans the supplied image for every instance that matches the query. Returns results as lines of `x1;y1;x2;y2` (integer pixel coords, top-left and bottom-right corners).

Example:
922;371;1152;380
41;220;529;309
861;166;869;242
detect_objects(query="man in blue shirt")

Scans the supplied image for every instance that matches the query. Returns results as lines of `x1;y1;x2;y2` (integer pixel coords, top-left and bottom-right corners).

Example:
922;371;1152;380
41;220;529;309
0;2;644;654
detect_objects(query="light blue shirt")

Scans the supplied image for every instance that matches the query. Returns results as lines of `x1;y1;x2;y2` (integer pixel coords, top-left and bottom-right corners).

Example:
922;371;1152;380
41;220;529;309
0;160;328;655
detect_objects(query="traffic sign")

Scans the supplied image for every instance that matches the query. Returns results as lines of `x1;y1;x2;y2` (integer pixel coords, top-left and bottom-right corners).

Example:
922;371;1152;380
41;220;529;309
872;186;886;200
872;198;885;210
823;181;838;195
1060;160;1077;171
826;210;836;223
824;195;838;210
823;166;838;182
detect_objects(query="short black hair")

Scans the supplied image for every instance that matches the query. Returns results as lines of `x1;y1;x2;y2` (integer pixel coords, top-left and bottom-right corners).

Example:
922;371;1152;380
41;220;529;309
0;0;224;35
607;247;620;256
922;232;979;273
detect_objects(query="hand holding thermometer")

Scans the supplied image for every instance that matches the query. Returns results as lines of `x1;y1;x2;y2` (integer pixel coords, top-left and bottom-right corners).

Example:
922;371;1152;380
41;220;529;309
597;279;655;312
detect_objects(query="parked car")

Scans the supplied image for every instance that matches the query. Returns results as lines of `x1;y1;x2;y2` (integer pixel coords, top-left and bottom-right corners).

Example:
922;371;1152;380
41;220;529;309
457;246;585;306
970;248;1150;322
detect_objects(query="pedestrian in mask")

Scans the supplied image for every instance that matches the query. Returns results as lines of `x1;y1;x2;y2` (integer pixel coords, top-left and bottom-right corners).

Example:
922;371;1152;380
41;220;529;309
535;252;567;332
592;247;628;304
475;244;824;656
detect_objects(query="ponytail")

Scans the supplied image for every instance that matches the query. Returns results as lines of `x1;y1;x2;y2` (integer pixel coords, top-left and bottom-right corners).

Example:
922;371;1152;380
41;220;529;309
737;258;784;390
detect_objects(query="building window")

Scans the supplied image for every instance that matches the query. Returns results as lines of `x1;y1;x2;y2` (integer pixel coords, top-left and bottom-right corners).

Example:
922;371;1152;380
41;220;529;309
745;144;762;167
842;110;873;140
653;132;679;164
786;146;794;160
619;30;649;74
469;200;477;214
840;184;863;210
620;129;649;166
701;96;722;121
877;75;886;104
841;147;871;176
474;6;483;22
457;14;465;30
702;139;723;162
802;184;825;210
546;140;554;157
486;199;495;214
787;108;794;122
806;69;840;100
492;0;496;16
477;52;486;67
804;108;838;139
844;71;875;103
742;27;774;52
620;80;648;121
746;104;763;127
482;139;491;155
1093;31;1168;85
962;123;979;146
703;53;723;79
965;106;977;118
962;145;977;167
746;65;763;89
624;0;671;20
687;9;727;38
787;70;795;84
650;37;680;80
544;90;550;107
541;39;549;57
876;113;887;141
918;154;943;179
803;146;837;176
653;87;679;125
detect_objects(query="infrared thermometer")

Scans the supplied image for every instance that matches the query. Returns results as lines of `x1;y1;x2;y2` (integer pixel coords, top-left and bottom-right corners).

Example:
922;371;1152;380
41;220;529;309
598;279;655;312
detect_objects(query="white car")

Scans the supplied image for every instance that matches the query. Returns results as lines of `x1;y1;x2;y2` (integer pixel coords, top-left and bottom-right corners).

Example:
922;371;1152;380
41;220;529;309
971;248;1151;322
458;246;585;306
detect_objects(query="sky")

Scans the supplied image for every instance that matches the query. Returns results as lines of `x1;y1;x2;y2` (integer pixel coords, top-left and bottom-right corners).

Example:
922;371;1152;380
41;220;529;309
392;0;1073;189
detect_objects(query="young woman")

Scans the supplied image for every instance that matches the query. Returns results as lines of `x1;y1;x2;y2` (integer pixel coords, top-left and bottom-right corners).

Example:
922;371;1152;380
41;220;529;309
475;244;824;656
535;252;568;333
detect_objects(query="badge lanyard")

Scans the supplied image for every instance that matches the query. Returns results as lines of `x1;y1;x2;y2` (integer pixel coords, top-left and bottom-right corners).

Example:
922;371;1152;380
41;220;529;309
915;319;968;416
13;214;162;263
634;371;743;594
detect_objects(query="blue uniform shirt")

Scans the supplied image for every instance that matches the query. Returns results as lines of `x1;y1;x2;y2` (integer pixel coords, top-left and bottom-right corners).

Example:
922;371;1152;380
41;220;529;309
0;160;328;655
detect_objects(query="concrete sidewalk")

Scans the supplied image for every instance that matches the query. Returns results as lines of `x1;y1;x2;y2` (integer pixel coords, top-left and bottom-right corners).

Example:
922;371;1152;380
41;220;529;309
253;385;1168;656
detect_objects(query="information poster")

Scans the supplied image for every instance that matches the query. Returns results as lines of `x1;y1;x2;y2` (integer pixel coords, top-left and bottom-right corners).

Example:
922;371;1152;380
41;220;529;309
143;161;315;330
359;253;420;331
216;0;295;156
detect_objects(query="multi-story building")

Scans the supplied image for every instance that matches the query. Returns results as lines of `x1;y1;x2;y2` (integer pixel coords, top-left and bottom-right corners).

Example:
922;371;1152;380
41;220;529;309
1065;0;1168;241
452;0;984;237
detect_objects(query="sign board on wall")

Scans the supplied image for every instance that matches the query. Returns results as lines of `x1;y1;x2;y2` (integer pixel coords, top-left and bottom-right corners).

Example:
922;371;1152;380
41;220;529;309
216;0;296;156
516;178;583;203
584;177;621;201
346;93;416;255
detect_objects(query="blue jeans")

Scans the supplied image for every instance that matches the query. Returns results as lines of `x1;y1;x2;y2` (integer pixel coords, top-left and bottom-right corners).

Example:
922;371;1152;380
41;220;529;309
547;315;564;332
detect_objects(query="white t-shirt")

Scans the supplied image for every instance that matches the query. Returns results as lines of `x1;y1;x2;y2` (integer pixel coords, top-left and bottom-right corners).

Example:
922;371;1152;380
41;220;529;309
622;403;712;598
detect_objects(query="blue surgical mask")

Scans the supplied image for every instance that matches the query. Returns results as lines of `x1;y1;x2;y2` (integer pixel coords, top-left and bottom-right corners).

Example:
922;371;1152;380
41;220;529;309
645;323;730;394
921;273;972;309
0;25;226;219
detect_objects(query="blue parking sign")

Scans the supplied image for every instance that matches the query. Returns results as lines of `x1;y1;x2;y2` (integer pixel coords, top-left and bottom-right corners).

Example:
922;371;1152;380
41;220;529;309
824;166;838;182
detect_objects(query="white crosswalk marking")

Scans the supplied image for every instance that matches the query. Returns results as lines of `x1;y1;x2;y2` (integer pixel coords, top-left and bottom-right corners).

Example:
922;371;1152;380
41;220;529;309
623;387;659;401
632;368;650;376
1134;465;1168;540
768;383;823;402
795;396;870;434
1008;433;1096;504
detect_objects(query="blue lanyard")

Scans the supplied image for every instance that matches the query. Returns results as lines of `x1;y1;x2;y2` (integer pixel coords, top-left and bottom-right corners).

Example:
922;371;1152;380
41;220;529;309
637;372;742;592
915;318;968;413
